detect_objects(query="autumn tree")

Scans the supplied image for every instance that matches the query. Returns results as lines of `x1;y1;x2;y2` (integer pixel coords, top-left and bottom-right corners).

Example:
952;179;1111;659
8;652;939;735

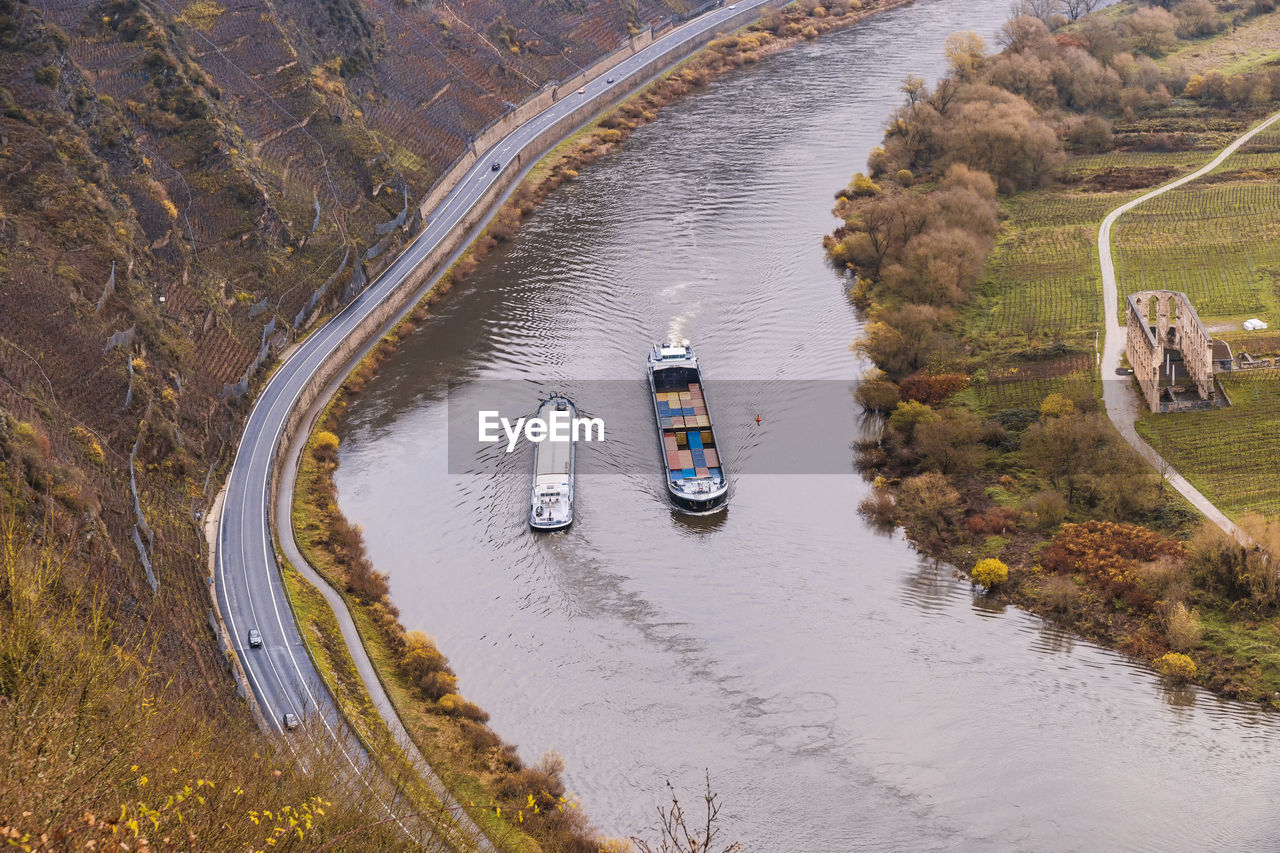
940;88;1064;190
1061;0;1101;21
944;30;988;81
1011;0;1063;24
858;303;953;380
400;630;458;701
855;369;900;412
913;408;986;475
997;14;1052;52
1125;6;1177;56
1173;0;1223;38
896;472;964;547
887;399;938;441
1021;412;1111;502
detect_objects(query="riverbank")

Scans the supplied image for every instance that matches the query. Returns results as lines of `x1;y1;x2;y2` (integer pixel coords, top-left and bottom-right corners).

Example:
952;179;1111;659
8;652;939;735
828;2;1280;703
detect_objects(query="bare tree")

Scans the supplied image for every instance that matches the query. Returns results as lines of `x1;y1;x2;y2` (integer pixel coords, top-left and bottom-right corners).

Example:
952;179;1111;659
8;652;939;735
1009;0;1062;24
1061;0;1100;21
901;74;927;108
632;773;742;853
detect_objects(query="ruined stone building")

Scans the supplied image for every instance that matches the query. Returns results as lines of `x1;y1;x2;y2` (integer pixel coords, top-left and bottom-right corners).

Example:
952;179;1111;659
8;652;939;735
1125;290;1219;413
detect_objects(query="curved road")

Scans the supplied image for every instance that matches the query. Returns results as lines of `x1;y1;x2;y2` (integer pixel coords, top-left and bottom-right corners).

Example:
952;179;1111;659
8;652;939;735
213;0;776;838
1098;106;1280;547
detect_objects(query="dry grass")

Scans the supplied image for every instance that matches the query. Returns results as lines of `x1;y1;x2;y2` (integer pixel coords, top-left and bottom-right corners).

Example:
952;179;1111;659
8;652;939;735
0;510;412;851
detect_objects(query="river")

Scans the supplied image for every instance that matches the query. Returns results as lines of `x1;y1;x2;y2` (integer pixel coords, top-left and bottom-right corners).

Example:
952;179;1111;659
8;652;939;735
333;1;1280;849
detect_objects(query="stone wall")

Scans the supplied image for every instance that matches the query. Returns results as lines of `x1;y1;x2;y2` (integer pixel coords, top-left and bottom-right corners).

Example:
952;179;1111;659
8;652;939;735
1126;289;1216;412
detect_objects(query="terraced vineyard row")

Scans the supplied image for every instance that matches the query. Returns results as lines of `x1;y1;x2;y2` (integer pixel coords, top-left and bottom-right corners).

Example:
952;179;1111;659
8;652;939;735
1137;374;1280;519
1114;173;1280;320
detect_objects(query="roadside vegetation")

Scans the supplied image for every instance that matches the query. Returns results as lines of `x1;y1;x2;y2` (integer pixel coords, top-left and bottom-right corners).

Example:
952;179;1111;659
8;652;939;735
827;0;1280;703
293;408;597;852
0;508;411;850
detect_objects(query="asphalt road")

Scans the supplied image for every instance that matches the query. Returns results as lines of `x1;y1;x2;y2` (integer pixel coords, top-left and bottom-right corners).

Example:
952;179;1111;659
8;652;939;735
213;0;775;827
1097;107;1280;548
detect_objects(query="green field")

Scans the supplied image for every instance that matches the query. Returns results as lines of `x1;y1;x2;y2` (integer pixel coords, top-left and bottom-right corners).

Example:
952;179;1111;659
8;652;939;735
1113;126;1280;323
1136;373;1280;519
963;190;1128;362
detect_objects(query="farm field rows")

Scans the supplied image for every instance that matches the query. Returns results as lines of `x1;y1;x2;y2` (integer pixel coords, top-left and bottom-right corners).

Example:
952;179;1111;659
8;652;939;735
1136;374;1280;519
1113;125;1280;324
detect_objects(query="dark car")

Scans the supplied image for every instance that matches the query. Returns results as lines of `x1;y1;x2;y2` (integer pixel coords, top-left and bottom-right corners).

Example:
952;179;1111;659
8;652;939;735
491;162;501;172
283;713;301;730
247;628;262;648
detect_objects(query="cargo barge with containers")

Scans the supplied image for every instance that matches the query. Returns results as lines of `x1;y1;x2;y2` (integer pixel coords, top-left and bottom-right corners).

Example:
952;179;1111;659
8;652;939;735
529;394;576;530
647;342;729;513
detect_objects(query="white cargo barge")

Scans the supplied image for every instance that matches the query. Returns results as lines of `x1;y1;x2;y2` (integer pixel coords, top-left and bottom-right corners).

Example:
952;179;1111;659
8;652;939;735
529;394;576;530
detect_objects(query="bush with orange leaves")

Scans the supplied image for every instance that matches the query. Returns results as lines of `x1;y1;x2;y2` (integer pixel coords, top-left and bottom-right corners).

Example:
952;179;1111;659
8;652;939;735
899;371;970;406
1041;520;1185;610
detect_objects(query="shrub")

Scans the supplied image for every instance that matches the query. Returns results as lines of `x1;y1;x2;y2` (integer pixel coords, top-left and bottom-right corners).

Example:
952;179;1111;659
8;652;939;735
896;472;964;547
1039;392;1075;418
1022;489;1068;530
312;430;339;462
900;372;969;405
1155;651;1197;682
857;488;897;527
1066;115;1114;153
1041;520;1184;609
972;557;1009;589
1165;601;1203;651
1040;573;1082;614
34;66;59;88
887;399;936;439
967;506;1020;536
855;372;900;412
70;426;105;465
400;630;459;702
847;172;882;197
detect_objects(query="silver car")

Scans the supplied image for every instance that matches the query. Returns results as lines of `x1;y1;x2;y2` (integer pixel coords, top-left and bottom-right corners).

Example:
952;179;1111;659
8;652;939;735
247;628;262;648
283;713;301;730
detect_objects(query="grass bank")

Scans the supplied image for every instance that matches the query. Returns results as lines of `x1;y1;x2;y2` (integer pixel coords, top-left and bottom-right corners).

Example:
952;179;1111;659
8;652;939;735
828;2;1280;703
291;414;570;852
277;555;487;851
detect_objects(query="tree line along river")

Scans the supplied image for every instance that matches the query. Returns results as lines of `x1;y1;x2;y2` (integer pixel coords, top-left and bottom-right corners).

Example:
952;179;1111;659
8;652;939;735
332;1;1280;848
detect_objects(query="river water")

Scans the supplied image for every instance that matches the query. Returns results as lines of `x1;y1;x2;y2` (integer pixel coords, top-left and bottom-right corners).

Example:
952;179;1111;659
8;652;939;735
334;2;1280;849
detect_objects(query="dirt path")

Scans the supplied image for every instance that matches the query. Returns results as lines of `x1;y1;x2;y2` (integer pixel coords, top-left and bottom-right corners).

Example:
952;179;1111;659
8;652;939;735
1096;107;1280;546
